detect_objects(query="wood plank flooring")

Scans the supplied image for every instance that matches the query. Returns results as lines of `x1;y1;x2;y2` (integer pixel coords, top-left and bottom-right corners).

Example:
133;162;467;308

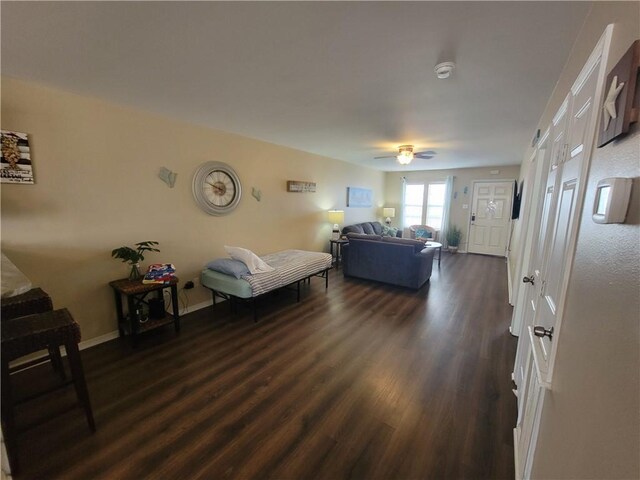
10;252;517;479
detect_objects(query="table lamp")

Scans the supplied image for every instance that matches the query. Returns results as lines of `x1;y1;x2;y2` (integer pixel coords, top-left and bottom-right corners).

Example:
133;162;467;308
327;210;345;240
383;207;395;226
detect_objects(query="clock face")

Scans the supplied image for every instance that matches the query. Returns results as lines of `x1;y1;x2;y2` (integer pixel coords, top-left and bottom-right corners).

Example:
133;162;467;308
192;162;242;215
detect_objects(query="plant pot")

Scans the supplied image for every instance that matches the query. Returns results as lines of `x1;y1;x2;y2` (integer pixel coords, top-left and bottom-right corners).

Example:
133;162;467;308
129;263;142;280
448;246;459;254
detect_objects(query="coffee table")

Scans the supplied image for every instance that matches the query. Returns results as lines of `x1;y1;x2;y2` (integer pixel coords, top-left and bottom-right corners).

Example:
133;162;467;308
425;241;442;268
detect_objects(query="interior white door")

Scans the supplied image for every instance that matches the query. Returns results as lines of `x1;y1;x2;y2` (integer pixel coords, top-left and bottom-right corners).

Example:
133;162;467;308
513;98;568;389
468;181;513;256
513;25;612;480
534;54;602;369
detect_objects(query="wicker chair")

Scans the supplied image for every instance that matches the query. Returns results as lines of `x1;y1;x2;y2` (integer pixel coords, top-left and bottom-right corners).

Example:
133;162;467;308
0;304;96;474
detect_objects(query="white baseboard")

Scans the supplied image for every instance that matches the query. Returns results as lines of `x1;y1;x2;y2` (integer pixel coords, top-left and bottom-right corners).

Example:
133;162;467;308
507;256;514;305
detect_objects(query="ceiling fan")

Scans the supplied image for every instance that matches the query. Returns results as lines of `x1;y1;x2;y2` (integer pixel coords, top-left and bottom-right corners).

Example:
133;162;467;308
374;145;437;165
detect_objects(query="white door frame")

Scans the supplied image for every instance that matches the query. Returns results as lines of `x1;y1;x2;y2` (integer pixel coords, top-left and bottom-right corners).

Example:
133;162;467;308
466;179;516;256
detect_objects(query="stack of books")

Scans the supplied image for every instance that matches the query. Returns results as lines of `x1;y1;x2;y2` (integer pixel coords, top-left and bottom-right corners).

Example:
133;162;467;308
142;263;176;284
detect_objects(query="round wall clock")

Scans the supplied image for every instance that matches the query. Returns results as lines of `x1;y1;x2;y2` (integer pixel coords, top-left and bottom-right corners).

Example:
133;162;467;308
192;161;242;215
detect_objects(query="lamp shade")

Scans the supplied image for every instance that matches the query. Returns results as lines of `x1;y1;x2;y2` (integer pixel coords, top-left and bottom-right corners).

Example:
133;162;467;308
383;207;396;218
327;210;344;224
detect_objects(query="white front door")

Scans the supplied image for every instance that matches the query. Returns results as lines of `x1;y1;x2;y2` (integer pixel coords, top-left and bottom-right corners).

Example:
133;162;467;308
468;181;513;256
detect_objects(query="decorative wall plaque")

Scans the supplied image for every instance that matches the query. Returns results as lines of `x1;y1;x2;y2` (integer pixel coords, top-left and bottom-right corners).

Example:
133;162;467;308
598;40;639;148
287;180;316;192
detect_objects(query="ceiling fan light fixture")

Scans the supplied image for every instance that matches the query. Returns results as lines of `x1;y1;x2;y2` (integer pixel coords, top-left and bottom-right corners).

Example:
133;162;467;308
396;145;414;165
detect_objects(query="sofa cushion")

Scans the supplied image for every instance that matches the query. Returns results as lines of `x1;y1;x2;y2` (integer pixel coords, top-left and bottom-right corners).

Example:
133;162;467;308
342;224;364;235
346;233;382;241
361;222;375;234
382;236;426;253
370;222;384;235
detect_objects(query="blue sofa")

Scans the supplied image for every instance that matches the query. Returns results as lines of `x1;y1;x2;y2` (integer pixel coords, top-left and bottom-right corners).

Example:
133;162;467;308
342;236;434;289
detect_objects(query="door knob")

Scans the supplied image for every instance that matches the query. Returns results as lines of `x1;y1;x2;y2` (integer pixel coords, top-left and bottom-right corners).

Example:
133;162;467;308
533;326;554;340
522;275;535;285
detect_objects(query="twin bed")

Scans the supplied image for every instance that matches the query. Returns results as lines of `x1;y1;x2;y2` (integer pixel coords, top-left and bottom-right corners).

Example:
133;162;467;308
201;249;333;320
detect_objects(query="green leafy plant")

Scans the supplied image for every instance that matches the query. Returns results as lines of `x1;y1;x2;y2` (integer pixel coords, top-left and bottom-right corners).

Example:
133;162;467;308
111;241;160;279
446;225;462;247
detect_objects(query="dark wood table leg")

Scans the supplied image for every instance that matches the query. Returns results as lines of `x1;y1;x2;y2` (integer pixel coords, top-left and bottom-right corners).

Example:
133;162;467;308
170;285;180;333
438;246;442;267
127;295;138;347
113;290;125;337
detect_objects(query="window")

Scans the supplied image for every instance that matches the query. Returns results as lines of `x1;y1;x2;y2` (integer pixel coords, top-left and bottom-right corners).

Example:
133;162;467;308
403;184;424;227
403;182;447;229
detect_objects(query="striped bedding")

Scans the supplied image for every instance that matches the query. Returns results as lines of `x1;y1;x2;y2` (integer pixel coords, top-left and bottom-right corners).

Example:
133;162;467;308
241;250;332;297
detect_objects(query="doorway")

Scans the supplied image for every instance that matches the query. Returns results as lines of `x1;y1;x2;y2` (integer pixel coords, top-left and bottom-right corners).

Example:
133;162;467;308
468;180;514;256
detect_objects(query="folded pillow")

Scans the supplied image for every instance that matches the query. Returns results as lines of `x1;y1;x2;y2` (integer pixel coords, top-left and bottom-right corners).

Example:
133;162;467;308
224;246;275;274
205;258;250;279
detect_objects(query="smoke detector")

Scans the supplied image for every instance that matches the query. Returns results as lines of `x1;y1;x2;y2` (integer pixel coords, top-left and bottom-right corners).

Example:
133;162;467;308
434;62;456;79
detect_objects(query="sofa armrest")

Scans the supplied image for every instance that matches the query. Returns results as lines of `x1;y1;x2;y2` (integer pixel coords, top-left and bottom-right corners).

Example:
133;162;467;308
414;248;435;283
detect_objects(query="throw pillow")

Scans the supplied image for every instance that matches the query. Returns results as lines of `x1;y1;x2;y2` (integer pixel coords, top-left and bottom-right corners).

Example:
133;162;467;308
205;258;250;279
224;246;275;274
415;228;433;240
381;225;399;237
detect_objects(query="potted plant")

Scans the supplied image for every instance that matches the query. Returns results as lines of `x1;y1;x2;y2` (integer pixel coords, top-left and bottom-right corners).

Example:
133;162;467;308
111;241;160;280
446;226;462;253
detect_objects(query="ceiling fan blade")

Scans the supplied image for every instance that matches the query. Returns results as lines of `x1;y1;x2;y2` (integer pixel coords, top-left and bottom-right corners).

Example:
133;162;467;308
415;154;434;159
373;155;397;159
415;150;436;156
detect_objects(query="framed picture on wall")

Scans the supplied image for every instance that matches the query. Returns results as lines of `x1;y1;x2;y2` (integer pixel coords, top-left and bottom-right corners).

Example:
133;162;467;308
347;187;372;207
1;130;34;184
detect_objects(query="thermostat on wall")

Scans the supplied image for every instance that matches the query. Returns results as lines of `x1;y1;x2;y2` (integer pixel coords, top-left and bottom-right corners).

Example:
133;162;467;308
592;177;632;224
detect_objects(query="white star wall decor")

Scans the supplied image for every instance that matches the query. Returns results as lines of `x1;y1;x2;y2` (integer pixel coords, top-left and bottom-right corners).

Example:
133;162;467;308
602;75;625;131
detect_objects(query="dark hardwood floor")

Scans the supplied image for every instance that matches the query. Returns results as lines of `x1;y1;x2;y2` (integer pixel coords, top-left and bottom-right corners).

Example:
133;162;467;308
11;252;517;479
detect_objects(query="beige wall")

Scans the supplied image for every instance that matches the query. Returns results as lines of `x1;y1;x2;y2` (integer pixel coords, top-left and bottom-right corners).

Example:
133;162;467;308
507;2;640;478
385;166;520;249
1;77;385;341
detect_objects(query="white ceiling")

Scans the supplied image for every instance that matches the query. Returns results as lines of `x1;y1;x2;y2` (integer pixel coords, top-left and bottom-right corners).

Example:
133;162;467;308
1;2;591;171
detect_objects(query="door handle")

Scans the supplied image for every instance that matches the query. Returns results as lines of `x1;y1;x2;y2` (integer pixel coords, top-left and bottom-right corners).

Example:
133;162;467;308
533;326;554;340
471;214;476;222
522;275;535;285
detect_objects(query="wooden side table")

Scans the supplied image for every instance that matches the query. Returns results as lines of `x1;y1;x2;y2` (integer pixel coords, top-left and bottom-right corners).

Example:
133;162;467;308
329;238;349;267
109;277;180;347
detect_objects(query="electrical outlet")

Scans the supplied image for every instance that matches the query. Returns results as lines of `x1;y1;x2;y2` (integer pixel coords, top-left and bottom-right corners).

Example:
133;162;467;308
184;280;194;290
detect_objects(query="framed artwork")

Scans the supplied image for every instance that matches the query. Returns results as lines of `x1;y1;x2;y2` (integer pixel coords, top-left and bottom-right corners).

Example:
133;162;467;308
1;130;34;184
347;187;372;207
598;40;639;148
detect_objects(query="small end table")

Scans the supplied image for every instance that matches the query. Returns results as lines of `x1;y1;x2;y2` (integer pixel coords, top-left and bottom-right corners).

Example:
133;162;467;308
425;241;442;268
109;277;180;347
329;238;349;267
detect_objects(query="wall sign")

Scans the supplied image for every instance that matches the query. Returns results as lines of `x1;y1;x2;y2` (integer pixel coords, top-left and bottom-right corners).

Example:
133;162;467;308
1;130;34;184
287;180;316;192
